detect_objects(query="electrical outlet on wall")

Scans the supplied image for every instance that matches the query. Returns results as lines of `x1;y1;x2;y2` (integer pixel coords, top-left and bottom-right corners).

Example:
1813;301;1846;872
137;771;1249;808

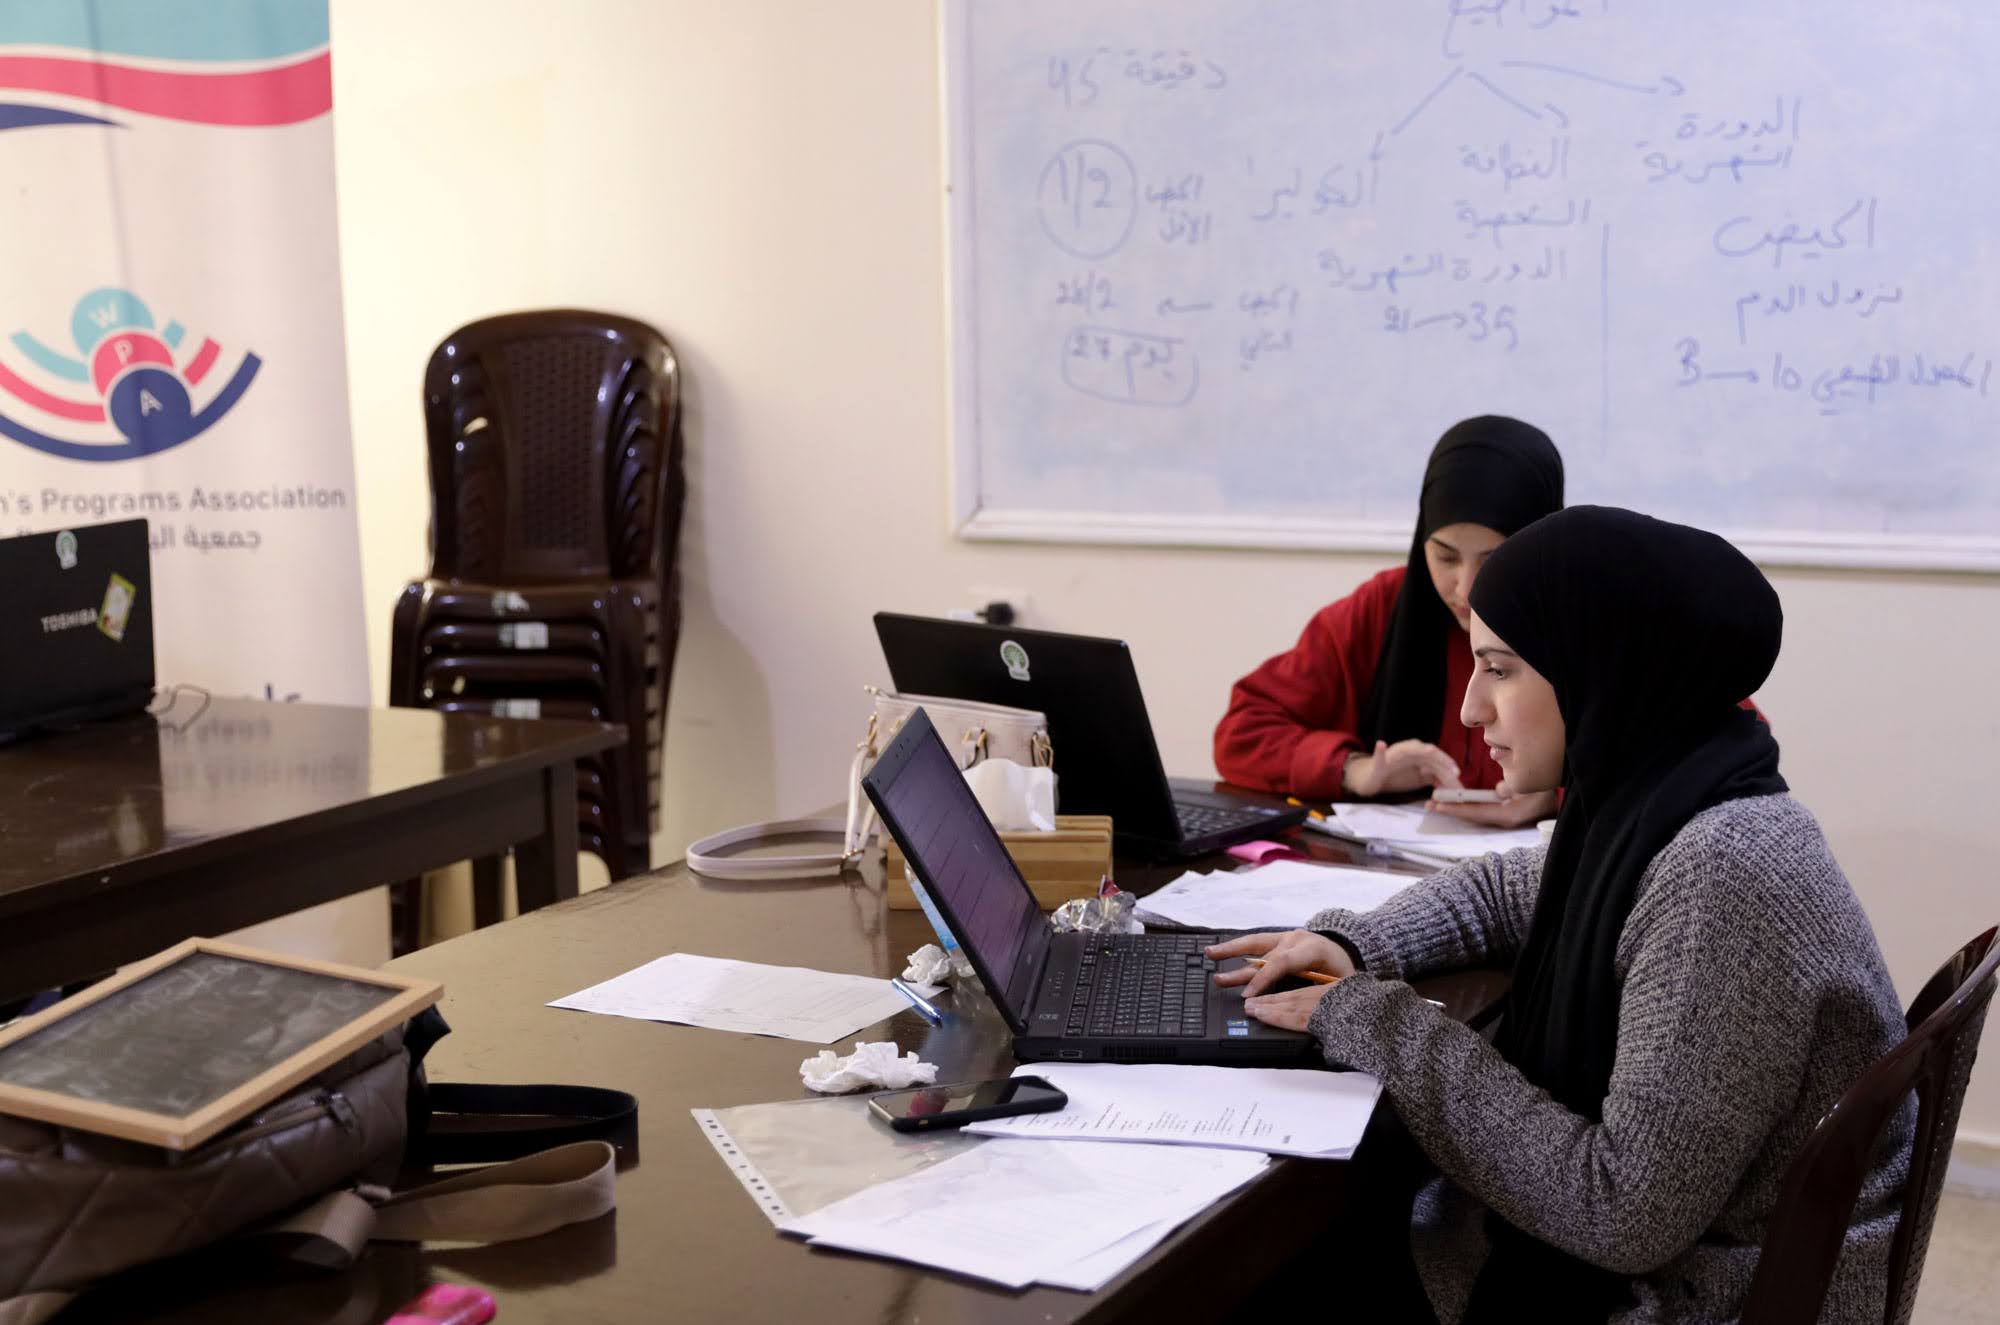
967;587;1030;627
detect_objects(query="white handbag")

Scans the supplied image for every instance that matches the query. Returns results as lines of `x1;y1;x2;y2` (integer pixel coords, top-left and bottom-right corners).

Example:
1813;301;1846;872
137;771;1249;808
685;686;1052;880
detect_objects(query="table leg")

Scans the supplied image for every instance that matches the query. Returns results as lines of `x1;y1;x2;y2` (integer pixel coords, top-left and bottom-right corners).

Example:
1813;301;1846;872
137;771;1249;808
471;857;507;928
391;878;425;956
514;761;580;912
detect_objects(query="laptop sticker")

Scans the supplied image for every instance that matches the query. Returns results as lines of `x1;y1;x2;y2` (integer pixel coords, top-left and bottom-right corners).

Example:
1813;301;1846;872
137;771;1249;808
1000;640;1031;682
55;530;78;570
98;573;136;642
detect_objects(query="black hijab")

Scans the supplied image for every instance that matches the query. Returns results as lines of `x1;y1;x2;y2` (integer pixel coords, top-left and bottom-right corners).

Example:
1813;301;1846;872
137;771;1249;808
1357;417;1564;749
1462;506;1787;1322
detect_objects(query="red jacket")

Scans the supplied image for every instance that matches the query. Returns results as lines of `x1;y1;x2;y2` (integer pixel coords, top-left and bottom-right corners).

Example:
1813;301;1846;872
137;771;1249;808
1214;567;1768;799
1215;567;1501;798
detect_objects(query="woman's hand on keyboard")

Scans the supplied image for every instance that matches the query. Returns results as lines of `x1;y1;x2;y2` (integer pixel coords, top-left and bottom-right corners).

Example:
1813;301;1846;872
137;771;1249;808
1206;931;1355;997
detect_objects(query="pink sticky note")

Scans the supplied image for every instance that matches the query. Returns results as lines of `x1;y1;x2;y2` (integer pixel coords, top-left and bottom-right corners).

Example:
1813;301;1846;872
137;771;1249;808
1225;839;1306;865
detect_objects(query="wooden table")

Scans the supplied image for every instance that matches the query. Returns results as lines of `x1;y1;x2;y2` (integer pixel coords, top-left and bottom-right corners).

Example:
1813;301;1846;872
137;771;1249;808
0;696;621;1002
59;823;1502;1324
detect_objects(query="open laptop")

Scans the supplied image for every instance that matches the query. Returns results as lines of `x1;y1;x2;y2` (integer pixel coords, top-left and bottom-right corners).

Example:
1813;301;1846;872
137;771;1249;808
0;519;155;743
862;707;1314;1065
874;613;1305;856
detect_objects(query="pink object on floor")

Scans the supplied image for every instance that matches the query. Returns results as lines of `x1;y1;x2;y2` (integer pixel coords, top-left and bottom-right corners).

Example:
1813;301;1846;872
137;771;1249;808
384;1283;496;1325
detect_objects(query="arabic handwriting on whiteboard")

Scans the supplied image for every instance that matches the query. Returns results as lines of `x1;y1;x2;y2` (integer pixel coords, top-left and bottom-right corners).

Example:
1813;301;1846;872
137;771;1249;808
1675;339;1993;415
1047;45;1230;108
1712;197;1878;270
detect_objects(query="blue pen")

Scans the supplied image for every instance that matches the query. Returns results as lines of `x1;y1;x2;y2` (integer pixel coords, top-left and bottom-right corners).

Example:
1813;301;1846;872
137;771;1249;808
890;977;945;1026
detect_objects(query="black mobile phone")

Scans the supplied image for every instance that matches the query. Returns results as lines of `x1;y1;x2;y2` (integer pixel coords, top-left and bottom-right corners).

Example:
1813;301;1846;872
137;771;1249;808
867;1075;1069;1132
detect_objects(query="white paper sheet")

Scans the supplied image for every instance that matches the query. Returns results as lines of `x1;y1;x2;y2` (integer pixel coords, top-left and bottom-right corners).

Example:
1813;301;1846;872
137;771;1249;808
964;1062;1381;1159
1133;858;1417;930
1325;802;1541;860
781;1138;1268;1289
1035;1161;1271;1291
549;952;938;1044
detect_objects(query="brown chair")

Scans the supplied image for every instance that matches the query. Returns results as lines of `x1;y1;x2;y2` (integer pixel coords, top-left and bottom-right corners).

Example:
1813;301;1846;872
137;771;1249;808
1740;926;2000;1325
386;310;684;953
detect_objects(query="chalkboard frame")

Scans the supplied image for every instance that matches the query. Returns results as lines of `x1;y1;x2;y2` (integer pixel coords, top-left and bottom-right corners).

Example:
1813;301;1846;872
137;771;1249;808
0;937;442;1150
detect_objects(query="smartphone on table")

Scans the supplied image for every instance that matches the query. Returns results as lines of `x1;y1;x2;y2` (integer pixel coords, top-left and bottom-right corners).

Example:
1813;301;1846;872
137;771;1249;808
867;1076;1068;1132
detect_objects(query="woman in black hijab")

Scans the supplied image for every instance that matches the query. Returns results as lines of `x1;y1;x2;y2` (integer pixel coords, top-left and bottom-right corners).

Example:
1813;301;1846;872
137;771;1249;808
1215;508;1909;1323
1214;416;1563;828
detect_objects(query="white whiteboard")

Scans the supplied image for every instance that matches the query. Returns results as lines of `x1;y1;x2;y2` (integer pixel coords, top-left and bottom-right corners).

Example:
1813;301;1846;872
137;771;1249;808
944;0;2000;569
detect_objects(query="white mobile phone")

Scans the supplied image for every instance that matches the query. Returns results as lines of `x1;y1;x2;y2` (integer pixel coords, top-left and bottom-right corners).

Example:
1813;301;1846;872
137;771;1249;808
1431;788;1501;803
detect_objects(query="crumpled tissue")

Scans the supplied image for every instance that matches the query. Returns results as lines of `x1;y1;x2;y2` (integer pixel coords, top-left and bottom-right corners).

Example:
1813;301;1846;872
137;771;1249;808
1051;887;1143;935
962;758;1057;832
901;943;974;984
800;1041;939;1095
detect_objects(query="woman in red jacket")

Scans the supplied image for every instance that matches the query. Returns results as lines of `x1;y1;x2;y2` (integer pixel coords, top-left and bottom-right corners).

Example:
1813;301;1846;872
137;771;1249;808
1214;416;1564;828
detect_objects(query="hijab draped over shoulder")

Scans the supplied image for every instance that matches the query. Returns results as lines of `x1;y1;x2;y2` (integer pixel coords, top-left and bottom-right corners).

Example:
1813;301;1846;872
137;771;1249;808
1463;505;1786;1321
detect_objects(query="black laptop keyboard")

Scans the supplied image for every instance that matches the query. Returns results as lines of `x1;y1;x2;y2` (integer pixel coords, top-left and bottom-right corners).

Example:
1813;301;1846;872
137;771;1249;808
1175;802;1280;839
1066;933;1222;1039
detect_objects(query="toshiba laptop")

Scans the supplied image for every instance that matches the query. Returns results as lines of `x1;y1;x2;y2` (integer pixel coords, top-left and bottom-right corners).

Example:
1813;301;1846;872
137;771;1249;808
0;520;155;743
862;708;1314;1065
874;613;1305;856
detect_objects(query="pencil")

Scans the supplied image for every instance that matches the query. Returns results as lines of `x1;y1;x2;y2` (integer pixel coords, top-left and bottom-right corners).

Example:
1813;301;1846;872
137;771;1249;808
1284;796;1327;822
1242;956;1340;985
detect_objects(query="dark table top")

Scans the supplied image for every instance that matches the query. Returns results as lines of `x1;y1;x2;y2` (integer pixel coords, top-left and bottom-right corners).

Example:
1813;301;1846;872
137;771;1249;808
57;812;1502;1324
0;696;620;917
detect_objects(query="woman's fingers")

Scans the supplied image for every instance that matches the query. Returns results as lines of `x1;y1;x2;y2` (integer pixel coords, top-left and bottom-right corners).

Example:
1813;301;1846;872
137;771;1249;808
1240;956;1298;998
1218;935;1336;996
1427;789;1555;828
1243;985;1335;1032
1208;933;1284;984
1206;932;1281;960
1378;740;1459;792
1209;933;1311;996
1426;799;1516;827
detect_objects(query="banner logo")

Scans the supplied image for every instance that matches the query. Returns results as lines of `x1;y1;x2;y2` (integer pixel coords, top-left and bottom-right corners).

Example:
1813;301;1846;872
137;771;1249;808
0;7;332;133
0;287;260;462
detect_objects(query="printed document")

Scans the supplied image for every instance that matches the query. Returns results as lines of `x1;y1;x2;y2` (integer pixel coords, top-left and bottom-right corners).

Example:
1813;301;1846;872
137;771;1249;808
1325;802;1540;860
550;952;937;1044
782;1137;1268;1289
1134;858;1416;929
965;1061;1381;1159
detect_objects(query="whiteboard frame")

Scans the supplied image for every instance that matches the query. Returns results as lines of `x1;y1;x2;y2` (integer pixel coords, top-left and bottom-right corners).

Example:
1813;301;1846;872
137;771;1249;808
938;1;2000;575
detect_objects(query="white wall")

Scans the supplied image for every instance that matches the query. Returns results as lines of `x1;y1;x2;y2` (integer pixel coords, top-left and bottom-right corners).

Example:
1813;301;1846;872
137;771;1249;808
329;1;2000;1137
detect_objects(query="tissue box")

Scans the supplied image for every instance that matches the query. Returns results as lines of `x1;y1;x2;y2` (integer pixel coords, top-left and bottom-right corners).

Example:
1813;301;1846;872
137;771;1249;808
885;815;1113;911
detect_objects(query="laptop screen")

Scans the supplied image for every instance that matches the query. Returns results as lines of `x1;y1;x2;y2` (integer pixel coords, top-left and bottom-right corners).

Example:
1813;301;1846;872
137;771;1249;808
872;612;1183;843
0;519;155;738
862;709;1048;1029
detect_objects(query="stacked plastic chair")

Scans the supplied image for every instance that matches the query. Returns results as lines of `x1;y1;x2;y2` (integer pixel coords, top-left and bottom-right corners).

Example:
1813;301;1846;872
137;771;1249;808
387;310;683;951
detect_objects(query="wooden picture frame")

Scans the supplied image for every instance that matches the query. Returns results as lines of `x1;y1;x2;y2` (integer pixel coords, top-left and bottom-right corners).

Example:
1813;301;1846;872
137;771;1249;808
0;937;442;1150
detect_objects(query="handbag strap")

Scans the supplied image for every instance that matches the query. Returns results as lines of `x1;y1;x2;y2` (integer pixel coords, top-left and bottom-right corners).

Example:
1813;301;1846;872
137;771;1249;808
684;816;856;880
684;686;1051;881
253;1140;618;1268
418;1083;637;1165
0;1293;70;1325
687;726;885;879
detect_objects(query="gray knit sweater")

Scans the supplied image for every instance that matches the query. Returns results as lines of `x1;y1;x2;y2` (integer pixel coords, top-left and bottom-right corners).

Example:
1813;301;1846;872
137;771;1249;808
1305;794;1911;1324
